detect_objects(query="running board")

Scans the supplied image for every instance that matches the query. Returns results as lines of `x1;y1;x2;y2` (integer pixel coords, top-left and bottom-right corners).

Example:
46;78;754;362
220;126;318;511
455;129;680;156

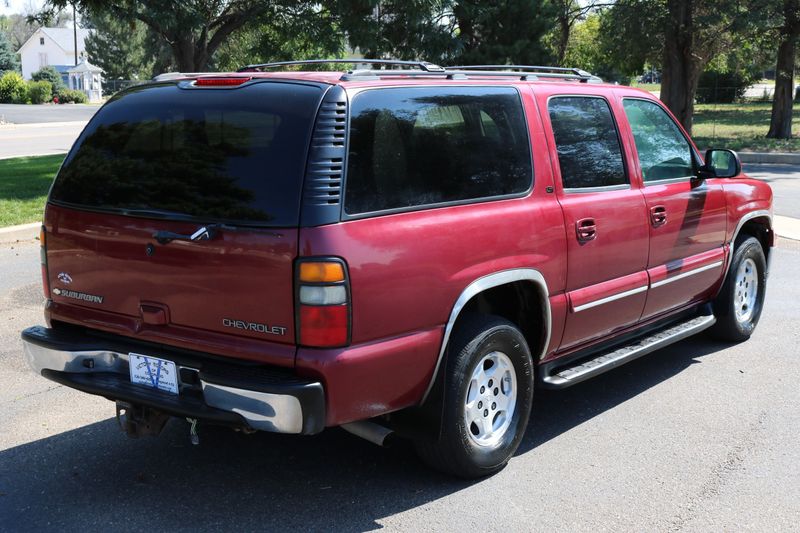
542;314;716;388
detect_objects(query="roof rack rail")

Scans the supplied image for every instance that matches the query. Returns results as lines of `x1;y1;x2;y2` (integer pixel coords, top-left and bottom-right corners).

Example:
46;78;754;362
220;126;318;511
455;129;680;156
446;65;600;83
238;59;446;73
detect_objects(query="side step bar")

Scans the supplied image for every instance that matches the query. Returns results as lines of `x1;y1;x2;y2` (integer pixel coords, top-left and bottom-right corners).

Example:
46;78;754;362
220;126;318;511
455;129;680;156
542;314;716;388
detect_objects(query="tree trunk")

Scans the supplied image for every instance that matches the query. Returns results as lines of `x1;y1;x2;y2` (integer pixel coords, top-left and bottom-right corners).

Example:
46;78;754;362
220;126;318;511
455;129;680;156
767;0;800;139
659;0;704;134
556;11;570;65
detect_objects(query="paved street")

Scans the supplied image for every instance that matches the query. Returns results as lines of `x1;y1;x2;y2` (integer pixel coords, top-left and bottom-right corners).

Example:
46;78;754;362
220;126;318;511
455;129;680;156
0;237;799;530
0;104;99;125
0;122;87;159
744;163;800;219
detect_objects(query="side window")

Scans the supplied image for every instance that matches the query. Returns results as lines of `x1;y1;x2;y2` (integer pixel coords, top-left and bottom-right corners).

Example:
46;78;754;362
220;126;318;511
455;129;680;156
622;99;694;182
344;87;532;215
548;96;626;190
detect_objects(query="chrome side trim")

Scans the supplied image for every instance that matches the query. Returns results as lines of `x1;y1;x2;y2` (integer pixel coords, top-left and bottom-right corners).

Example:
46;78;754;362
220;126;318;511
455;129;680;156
650;261;724;289
201;381;304;434
643;176;693;186
420;268;551;404
572;285;648;312
563;184;630;194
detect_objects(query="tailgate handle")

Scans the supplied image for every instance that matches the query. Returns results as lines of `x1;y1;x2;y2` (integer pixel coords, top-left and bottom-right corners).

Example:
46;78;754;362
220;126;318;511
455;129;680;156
154;225;218;245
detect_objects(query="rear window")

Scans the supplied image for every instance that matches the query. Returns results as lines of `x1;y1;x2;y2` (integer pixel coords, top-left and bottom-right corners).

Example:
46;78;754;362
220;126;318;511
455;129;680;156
344;87;532;215
50;81;324;226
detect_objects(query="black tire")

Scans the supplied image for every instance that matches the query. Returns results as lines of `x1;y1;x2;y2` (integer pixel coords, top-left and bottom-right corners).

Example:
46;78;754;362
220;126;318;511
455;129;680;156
414;315;534;478
711;236;767;342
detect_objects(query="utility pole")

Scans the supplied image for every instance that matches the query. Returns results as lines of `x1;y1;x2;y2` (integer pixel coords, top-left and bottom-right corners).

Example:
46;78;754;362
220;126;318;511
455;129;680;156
72;2;77;66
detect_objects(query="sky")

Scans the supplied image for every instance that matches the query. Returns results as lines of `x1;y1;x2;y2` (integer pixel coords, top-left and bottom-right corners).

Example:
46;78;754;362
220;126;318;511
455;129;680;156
0;0;43;17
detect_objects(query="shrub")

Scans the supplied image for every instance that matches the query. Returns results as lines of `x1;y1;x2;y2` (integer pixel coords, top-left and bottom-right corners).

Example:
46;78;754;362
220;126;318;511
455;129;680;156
56;88;88;104
0;71;28;103
27;80;53;104
31;66;65;92
696;69;761;104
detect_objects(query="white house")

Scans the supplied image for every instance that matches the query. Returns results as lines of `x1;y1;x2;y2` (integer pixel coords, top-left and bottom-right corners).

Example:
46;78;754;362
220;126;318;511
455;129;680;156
17;27;93;80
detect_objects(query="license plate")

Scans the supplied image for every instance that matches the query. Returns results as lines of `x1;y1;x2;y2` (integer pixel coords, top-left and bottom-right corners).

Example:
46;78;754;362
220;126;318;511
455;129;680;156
129;353;179;395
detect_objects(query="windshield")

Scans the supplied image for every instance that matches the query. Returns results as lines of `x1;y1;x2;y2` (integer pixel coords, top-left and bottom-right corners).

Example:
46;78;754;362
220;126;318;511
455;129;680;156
49;81;324;226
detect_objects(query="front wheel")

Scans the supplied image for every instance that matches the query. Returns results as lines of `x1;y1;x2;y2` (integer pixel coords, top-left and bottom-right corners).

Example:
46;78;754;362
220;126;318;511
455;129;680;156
414;315;534;478
711;236;767;341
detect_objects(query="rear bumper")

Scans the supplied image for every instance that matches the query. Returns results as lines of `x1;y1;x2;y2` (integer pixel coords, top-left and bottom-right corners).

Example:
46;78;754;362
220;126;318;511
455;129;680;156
22;325;325;435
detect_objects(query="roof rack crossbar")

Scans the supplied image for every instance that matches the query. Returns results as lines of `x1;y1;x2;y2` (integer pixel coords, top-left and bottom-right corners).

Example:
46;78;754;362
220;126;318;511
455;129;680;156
239;59;445;73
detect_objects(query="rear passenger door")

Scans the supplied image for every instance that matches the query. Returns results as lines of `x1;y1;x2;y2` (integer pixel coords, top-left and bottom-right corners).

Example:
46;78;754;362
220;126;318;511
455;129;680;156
619;98;727;320
542;94;649;350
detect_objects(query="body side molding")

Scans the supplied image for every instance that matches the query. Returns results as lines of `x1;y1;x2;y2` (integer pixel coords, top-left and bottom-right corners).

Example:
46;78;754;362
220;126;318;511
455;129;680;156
419;268;551;404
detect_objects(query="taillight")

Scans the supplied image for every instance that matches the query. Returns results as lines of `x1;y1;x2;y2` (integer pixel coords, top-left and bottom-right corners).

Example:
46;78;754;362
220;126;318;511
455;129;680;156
296;259;350;347
40;225;50;298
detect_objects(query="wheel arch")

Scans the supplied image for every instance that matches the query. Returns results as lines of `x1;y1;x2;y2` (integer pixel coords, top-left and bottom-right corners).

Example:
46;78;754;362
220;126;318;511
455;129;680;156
722;210;773;288
419;269;551;404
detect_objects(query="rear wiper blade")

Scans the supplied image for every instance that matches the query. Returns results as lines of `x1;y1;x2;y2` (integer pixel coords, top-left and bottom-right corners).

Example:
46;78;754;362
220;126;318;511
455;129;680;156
153;224;220;245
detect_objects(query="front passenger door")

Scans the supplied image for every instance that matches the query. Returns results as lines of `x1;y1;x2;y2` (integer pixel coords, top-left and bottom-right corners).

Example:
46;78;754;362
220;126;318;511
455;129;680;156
621;98;727;320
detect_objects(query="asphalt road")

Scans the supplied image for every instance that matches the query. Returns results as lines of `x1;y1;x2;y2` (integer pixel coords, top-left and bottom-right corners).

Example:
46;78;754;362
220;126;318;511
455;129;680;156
744;163;800;219
0;104;99;125
1;238;799;531
0;122;86;159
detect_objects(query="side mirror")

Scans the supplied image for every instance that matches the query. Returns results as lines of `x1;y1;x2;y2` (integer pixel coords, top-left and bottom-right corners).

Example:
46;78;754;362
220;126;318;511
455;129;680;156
702;149;741;179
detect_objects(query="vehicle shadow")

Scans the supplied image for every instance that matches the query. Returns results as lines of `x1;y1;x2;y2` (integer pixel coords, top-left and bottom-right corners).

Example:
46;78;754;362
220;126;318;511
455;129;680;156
0;335;730;532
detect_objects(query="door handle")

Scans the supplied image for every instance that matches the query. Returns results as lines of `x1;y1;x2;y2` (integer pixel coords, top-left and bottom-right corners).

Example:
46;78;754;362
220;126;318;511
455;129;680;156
650;205;667;227
576;218;597;242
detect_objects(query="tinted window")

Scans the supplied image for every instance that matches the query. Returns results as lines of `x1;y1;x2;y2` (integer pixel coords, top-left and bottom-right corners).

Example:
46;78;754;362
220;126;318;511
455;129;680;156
50;81;323;226
623;99;694;182
548;96;626;189
344;87;531;214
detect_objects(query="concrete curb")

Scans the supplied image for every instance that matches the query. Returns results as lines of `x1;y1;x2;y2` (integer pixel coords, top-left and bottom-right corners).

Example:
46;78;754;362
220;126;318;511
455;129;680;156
0;222;40;244
738;152;800;165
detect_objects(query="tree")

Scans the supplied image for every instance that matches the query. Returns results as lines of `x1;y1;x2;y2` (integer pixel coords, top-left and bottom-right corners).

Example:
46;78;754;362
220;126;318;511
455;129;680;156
549;0;613;66
767;0;800;139
41;1;340;72
338;0;555;66
601;0;755;134
0;30;19;73
83;13;153;80
31;65;65;92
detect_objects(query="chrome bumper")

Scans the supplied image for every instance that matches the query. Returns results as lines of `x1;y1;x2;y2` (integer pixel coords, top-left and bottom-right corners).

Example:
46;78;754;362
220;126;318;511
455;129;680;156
22;326;325;435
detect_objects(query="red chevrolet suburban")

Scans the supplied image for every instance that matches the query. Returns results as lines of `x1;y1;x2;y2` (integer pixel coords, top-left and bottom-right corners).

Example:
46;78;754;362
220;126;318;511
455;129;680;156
22;60;773;478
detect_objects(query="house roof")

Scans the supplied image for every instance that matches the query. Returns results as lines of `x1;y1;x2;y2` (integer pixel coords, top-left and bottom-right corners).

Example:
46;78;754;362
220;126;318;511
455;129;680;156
17;27;92;54
68;59;102;73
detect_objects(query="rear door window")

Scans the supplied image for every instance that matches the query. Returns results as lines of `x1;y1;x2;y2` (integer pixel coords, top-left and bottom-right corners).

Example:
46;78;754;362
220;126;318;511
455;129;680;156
344;87;532;215
49;81;324;226
548;96;627;190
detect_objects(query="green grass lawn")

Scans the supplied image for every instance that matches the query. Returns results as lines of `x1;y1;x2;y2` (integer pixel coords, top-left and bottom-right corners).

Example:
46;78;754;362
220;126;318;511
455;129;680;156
0;154;64;227
693;102;800;152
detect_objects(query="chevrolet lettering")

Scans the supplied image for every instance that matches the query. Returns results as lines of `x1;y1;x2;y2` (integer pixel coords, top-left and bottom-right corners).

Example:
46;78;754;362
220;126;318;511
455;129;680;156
222;318;287;336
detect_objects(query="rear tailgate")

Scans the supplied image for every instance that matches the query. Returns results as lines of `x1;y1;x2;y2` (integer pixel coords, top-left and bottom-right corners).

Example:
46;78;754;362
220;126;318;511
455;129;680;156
43;79;328;366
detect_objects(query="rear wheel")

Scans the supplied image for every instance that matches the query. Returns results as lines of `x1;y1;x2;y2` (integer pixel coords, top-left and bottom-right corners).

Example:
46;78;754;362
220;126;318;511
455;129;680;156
711;236;767;341
414;315;534;478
